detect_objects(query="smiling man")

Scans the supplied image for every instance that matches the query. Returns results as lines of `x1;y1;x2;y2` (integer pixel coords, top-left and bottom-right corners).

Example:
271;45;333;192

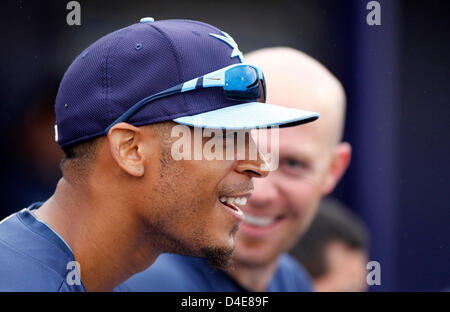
125;47;350;292
228;47;351;291
0;21;318;292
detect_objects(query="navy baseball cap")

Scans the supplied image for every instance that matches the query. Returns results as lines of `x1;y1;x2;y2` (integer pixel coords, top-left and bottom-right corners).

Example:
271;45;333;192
54;18;319;148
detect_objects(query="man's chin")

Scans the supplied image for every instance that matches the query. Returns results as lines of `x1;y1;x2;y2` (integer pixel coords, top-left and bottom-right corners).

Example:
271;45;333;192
201;245;234;270
233;245;280;268
200;223;240;269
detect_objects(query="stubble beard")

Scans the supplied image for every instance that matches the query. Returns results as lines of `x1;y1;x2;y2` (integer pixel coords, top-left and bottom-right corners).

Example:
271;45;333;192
148;130;237;270
143;219;236;270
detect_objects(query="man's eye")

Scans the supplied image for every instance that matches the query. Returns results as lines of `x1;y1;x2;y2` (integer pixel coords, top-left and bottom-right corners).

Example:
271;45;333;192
286;159;302;168
283;158;307;169
280;158;308;177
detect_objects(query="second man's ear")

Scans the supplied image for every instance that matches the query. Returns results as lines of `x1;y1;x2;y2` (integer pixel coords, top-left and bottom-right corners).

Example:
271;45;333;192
322;142;352;195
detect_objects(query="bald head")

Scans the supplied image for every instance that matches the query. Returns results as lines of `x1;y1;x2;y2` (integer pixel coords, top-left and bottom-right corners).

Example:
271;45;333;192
245;47;346;146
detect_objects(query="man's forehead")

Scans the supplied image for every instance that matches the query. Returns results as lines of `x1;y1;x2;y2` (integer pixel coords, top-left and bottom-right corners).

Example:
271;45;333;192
246;48;346;144
281;126;328;153
265;66;342;108
253;125;327;156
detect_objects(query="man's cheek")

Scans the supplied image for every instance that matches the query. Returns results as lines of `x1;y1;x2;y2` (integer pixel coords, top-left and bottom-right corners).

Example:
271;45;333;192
290;194;309;214
285;183;316;207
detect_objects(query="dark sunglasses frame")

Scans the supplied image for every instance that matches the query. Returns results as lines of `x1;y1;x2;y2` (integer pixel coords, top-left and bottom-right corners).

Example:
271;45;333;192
104;63;266;134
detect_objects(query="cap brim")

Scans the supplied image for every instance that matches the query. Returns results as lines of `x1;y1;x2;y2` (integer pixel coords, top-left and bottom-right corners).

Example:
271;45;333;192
173;102;319;129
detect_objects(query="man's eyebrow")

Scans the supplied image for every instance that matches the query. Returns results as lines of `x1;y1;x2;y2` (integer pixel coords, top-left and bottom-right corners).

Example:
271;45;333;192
280;151;313;163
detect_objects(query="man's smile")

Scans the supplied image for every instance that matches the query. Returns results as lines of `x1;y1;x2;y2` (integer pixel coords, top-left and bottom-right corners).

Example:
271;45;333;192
218;194;252;222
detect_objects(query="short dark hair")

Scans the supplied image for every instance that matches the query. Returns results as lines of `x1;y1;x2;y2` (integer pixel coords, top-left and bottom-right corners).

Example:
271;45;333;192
60;137;99;176
289;197;369;279
59;122;175;176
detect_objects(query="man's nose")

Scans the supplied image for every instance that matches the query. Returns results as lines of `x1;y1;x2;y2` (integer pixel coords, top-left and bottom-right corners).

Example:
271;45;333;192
234;132;271;178
235;149;270;178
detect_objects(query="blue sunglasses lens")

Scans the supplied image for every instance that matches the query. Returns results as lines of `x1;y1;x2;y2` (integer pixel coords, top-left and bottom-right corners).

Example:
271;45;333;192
224;65;265;102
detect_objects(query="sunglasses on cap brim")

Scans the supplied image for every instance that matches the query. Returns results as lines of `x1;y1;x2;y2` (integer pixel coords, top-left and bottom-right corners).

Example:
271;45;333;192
104;63;266;134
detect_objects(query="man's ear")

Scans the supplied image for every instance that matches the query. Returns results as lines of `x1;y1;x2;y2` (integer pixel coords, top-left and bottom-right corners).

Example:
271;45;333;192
107;122;147;177
322;142;352;195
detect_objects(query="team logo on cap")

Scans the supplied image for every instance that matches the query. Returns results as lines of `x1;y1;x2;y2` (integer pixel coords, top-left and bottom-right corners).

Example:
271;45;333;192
209;31;244;62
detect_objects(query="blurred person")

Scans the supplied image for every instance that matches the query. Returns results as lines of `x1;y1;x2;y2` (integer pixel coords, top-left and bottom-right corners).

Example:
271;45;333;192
290;197;369;292
0;20;319;291
125;46;351;291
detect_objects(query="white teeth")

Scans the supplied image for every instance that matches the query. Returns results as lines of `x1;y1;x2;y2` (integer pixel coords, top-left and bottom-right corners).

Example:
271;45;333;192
244;213;275;227
220;196;247;206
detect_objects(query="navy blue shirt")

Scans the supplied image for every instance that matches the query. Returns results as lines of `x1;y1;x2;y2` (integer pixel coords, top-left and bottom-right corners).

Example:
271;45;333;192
0;203;129;292
125;253;312;292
